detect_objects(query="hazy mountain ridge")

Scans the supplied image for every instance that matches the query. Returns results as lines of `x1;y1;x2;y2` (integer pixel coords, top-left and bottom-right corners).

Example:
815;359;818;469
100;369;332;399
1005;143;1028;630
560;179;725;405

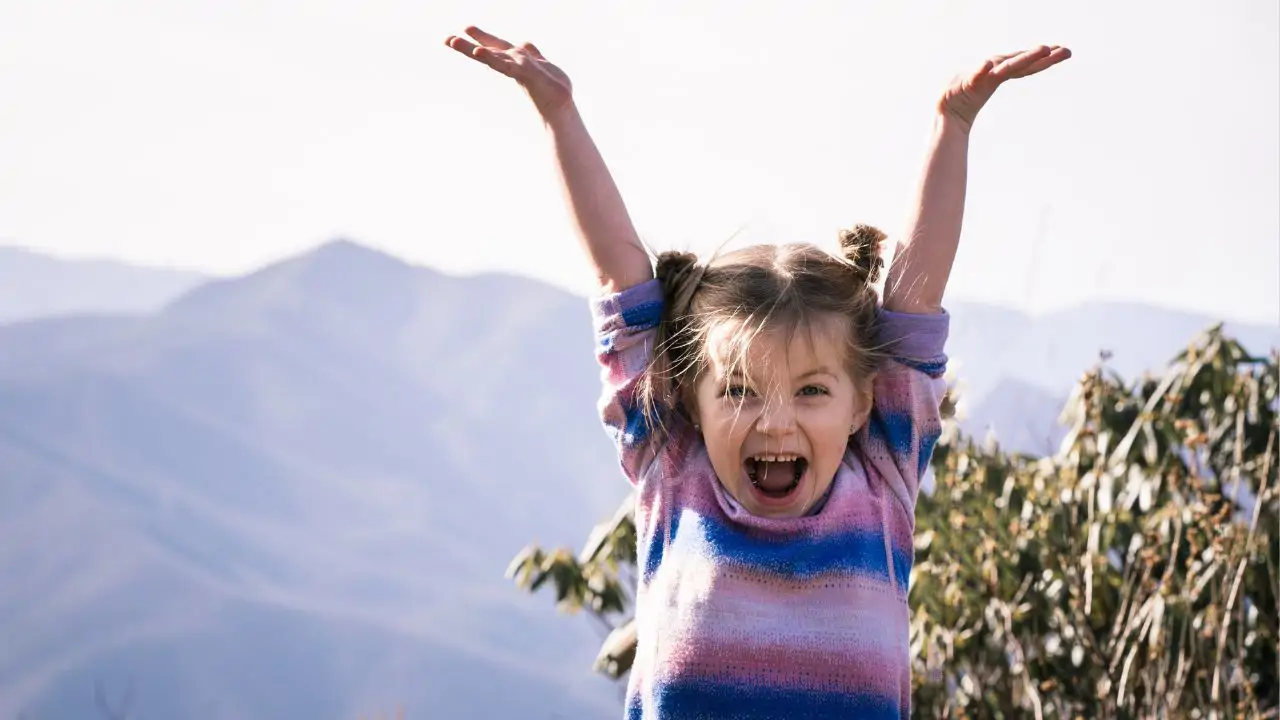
942;298;1278;453
2;241;1277;717
0;247;209;324
946;300;1278;396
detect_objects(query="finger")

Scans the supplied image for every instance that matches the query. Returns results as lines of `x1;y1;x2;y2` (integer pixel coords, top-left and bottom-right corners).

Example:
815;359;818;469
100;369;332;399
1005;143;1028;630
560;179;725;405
998;45;1052;73
520;41;544;59
445;35;481;56
471;47;521;78
447;36;521;77
971;52;1019;83
970;58;996;82
464;26;514;50
1019;46;1071;76
990;45;1052;80
445;36;515;75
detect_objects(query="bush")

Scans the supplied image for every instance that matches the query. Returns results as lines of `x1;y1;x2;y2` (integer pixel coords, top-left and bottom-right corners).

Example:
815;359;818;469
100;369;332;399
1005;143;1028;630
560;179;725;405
913;326;1277;717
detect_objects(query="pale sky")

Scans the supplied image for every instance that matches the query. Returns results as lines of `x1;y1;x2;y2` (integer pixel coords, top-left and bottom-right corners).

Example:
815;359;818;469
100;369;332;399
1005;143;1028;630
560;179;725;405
1;0;1277;322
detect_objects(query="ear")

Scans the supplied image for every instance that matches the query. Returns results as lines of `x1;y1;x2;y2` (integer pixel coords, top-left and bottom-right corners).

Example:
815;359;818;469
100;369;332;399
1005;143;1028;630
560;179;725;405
849;374;876;434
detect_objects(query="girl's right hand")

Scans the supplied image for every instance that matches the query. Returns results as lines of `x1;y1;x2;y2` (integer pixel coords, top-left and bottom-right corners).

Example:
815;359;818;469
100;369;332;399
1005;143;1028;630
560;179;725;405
444;27;574;118
937;45;1070;133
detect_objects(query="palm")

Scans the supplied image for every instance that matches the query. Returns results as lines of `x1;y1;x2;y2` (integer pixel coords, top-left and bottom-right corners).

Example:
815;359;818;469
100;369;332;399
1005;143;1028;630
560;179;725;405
445;27;573;115
940;45;1071;130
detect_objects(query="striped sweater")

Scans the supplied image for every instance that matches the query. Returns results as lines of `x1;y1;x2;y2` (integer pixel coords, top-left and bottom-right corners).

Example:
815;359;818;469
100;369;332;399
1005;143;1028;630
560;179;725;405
592;278;949;720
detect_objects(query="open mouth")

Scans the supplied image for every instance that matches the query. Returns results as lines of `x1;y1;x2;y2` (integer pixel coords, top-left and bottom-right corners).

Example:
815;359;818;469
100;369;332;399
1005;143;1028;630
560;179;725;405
744;454;809;500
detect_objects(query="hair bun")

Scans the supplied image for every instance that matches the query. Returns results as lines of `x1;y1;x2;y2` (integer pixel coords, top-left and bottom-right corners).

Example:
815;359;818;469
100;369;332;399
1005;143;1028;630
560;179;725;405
838;224;886;285
655;250;704;318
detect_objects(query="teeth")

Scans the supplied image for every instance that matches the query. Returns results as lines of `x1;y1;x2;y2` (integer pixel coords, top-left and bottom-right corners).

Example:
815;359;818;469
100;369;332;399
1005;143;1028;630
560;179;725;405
752;454;799;462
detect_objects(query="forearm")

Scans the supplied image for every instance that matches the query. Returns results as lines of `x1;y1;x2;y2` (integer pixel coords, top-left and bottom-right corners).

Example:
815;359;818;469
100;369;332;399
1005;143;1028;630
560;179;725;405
543;103;653;293
884;115;971;314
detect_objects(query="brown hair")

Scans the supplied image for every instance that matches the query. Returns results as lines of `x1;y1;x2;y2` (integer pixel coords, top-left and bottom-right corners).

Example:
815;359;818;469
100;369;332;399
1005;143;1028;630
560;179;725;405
638;224;886;432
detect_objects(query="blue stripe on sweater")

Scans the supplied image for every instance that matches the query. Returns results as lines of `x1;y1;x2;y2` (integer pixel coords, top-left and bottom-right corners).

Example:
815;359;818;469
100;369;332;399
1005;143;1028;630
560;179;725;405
642;506;683;582
645;508;914;591
892;545;912;589
650;680;900;720
620;394;651;448
873;410;915;456
894;356;947;378
690;511;894;582
918;427;940;478
621;299;663;330
866;410;941;498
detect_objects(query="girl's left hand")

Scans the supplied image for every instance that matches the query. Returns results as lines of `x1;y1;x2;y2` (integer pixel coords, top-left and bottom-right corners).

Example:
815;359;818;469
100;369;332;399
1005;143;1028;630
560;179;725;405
939;45;1071;132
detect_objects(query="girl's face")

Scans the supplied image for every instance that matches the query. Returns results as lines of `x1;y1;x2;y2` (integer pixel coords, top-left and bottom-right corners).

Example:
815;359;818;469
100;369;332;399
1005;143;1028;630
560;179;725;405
689;316;872;519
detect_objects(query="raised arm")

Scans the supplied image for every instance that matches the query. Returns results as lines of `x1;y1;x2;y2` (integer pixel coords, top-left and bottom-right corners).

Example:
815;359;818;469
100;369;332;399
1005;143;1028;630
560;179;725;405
445;27;652;293
883;45;1071;314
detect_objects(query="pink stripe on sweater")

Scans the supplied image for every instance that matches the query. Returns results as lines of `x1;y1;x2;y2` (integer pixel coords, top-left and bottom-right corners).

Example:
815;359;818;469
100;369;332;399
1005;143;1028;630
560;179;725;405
645;551;907;646
657;630;905;698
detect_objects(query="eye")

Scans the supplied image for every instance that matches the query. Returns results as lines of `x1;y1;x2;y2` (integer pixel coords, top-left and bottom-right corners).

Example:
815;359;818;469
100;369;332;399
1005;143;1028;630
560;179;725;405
721;384;754;400
798;385;829;397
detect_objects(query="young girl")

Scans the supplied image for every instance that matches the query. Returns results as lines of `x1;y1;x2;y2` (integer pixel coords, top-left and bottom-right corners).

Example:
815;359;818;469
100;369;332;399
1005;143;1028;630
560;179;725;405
446;28;1069;719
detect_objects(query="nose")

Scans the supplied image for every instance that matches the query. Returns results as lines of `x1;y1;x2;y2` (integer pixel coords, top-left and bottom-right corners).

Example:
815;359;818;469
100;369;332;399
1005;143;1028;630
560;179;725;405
755;394;796;435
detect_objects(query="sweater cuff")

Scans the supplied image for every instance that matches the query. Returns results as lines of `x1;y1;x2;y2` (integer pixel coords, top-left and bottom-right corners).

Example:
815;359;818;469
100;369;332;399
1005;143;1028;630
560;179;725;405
590;278;664;333
875;308;949;361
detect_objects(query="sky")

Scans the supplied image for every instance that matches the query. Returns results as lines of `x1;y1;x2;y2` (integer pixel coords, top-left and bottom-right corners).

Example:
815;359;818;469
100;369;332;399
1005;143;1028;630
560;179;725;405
1;0;1277;323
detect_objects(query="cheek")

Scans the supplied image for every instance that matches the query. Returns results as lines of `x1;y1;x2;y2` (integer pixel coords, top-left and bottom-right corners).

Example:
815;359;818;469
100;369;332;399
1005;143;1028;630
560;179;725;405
706;409;753;444
699;406;756;464
798;397;857;428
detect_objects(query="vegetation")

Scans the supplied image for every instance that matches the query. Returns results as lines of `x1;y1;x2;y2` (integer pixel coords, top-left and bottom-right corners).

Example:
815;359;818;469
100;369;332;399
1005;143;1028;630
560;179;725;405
507;326;1279;718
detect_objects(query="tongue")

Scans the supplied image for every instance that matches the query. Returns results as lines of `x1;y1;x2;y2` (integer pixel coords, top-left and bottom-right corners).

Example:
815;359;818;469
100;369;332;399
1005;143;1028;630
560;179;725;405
757;461;797;492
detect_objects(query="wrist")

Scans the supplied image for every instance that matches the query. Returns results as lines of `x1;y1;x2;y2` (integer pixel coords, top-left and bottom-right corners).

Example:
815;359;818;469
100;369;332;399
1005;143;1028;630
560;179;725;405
536;98;580;130
933;111;974;140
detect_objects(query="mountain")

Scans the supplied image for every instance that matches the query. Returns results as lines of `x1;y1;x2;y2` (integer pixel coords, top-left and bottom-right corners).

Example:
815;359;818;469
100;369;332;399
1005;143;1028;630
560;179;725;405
959;378;1067;456
949;300;1279;398
942;300;1280;453
0;240;627;718
0;246;209;324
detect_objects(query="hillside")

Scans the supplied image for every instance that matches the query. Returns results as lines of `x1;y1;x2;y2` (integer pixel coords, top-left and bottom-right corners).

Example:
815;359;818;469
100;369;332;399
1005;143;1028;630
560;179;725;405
0;241;625;718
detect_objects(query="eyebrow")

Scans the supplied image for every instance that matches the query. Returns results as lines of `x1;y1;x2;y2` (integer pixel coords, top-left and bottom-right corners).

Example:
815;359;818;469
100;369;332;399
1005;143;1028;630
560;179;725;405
715;367;839;384
796;367;839;381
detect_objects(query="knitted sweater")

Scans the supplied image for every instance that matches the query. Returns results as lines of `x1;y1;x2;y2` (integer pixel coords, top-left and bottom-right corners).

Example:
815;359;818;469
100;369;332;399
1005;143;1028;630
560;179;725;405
592;278;949;720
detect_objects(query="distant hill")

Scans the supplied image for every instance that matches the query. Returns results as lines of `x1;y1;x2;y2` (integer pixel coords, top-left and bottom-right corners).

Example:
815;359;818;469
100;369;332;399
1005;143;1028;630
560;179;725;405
943;299;1279;452
0;246;209;324
0;240;625;718
959;378;1067;456
946;300;1279;397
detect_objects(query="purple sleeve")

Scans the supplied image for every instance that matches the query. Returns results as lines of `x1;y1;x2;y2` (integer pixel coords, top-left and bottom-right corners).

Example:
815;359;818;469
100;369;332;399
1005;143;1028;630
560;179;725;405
875;308;950;372
590;279;665;486
857;309;950;514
